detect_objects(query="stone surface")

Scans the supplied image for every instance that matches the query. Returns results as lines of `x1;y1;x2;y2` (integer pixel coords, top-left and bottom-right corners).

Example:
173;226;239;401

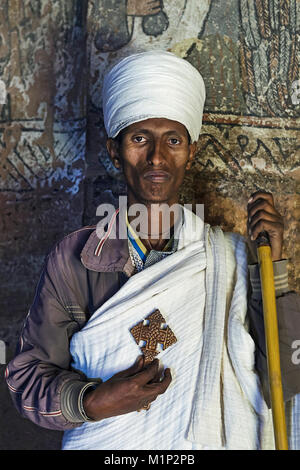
0;0;87;450
0;0;299;450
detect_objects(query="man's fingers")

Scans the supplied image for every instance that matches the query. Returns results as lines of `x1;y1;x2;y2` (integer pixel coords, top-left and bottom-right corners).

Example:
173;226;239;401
138;367;172;409
248;190;274;206
156;367;172;394
249;209;281;229
135;359;172;388
113;355;144;379
249;219;283;241
113;358;172;409
145;367;172;393
135;358;160;385
247;192;283;239
247;193;277;223
248;197;278;219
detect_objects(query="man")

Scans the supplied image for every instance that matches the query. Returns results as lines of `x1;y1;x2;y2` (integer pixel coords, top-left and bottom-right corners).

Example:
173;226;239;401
6;51;300;450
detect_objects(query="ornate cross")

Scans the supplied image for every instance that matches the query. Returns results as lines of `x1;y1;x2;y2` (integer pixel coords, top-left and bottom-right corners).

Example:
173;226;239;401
130;309;177;365
130;309;177;410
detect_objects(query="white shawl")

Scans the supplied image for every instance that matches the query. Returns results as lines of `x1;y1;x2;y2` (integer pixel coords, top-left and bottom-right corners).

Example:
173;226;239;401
62;207;293;450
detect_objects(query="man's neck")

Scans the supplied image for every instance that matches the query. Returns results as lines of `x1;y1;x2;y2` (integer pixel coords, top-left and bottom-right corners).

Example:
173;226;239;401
127;199;181;252
140;230;174;253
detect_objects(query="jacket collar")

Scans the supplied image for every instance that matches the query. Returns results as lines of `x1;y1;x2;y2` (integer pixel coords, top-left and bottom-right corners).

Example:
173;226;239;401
80;209;134;276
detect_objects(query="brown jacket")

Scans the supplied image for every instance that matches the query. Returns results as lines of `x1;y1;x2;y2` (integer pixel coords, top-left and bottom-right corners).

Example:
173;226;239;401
5;224;300;431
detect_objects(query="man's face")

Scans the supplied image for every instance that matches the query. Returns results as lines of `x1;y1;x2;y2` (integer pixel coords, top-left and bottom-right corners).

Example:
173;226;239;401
107;118;196;206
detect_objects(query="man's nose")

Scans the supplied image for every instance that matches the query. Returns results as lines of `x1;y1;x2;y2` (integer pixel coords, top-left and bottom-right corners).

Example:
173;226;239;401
146;140;165;166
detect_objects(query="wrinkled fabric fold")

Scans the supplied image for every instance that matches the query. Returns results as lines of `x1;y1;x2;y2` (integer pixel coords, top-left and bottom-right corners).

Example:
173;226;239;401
62;208;207;450
186;226;274;449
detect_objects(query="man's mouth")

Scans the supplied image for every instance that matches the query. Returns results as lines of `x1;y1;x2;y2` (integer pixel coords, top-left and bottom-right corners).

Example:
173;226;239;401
143;170;171;183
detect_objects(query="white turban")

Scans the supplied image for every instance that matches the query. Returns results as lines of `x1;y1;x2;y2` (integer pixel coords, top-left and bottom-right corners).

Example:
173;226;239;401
102;51;206;143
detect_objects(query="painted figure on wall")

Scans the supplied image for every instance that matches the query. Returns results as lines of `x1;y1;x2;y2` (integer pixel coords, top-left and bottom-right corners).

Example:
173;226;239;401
89;0;212;103
93;0;212;53
0;1;87;194
239;0;299;118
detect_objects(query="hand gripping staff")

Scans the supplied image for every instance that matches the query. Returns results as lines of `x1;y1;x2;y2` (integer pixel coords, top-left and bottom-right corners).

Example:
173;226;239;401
256;231;288;450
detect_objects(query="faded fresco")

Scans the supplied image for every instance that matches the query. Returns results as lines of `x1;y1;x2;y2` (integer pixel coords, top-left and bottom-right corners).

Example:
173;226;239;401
0;1;87;194
86;0;299;289
0;1;88;449
0;0;299;450
85;0;212;186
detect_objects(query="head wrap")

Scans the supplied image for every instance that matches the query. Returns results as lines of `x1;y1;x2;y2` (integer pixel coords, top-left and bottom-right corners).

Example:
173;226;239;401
102;51;206;143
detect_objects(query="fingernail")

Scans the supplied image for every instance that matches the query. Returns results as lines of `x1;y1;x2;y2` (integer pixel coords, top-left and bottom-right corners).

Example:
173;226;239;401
251;235;254;240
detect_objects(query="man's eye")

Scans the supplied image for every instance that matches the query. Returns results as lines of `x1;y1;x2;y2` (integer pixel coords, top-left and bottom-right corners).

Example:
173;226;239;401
133;136;146;143
169;138;180;145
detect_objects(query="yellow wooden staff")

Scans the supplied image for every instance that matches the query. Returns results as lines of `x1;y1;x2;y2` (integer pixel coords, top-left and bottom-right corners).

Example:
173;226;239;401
256;231;288;450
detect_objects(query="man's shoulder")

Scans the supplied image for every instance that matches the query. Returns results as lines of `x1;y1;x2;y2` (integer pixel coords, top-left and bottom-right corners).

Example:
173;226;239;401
50;225;97;255
60;225;97;245
44;226;98;274
47;223;130;274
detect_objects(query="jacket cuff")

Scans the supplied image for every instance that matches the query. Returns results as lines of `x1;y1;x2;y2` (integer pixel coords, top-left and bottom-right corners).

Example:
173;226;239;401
60;380;100;423
248;259;289;298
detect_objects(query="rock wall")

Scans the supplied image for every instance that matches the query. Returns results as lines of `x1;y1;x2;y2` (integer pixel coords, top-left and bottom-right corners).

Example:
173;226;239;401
0;0;299;450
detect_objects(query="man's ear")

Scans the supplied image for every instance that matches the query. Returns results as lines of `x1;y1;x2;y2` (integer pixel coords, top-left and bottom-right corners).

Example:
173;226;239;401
186;142;197;170
106;138;122;169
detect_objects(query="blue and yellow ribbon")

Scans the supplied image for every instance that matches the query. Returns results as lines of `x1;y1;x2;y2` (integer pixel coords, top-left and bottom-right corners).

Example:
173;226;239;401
126;212;148;263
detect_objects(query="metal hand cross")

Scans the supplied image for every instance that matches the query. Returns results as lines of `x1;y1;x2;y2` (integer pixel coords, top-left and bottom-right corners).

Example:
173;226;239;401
130;309;177;365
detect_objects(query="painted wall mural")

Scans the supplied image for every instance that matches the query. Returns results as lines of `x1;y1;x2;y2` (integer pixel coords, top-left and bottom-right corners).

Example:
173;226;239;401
85;0;212;182
93;0;211;52
85;0;299;290
0;1;87;195
0;0;299;450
